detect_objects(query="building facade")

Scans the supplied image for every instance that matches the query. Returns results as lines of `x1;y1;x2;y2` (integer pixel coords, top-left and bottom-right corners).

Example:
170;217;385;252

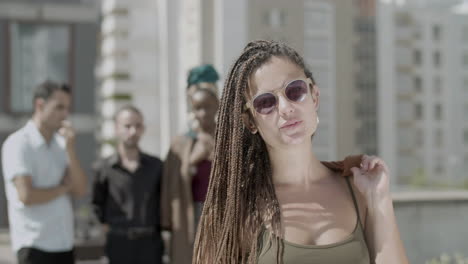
378;0;468;187
0;0;99;227
98;0;378;162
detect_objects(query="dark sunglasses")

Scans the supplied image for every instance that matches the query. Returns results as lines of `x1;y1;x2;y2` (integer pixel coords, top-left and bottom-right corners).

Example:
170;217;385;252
245;78;313;115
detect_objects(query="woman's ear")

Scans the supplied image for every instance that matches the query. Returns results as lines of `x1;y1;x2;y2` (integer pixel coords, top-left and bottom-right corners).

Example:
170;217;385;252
242;111;258;134
312;85;320;110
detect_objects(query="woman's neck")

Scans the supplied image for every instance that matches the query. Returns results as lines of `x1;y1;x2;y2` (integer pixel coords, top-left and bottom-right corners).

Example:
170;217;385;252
267;141;329;187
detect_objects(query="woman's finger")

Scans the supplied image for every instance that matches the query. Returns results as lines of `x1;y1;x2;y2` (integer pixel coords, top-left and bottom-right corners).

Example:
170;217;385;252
368;157;380;171
360;155;370;170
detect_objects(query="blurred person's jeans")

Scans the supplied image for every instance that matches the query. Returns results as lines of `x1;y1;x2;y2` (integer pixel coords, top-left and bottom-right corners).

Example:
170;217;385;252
17;247;74;264
105;231;163;264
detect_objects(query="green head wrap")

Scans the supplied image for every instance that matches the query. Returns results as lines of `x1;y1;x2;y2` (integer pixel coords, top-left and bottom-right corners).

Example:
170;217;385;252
187;64;219;87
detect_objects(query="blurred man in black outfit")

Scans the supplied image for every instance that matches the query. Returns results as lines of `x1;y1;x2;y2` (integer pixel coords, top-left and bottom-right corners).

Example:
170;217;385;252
92;105;163;264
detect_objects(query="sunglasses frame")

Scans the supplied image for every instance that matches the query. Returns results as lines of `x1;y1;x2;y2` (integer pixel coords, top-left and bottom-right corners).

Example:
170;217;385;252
244;78;314;115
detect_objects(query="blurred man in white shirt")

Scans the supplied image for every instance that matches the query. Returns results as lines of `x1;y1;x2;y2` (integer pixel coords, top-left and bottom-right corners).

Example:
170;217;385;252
1;80;88;264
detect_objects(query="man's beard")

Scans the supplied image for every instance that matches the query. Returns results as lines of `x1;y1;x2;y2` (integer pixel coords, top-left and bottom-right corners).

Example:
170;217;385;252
123;139;139;149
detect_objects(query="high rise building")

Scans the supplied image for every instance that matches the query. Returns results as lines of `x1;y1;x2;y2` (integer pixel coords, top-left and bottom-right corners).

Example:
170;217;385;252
378;0;468;187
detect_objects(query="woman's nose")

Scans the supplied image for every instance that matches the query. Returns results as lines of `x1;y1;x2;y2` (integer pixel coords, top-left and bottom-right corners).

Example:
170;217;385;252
277;94;294;116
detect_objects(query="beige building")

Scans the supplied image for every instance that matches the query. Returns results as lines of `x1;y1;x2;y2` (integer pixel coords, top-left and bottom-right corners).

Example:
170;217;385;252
98;0;378;163
98;0;251;157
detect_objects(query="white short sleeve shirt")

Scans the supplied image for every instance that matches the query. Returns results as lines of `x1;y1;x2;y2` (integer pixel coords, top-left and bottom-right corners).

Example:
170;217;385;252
1;120;74;253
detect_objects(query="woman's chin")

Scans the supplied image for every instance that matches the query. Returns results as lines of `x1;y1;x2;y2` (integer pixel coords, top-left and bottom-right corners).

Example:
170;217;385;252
281;132;309;145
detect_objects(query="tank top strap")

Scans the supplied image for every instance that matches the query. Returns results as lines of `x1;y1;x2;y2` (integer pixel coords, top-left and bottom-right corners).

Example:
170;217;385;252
344;177;363;228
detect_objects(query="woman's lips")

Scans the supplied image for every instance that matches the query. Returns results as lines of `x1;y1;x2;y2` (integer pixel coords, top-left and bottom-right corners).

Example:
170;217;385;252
280;120;302;129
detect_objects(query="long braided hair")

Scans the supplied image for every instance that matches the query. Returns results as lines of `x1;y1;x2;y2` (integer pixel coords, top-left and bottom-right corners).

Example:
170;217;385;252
193;40;315;264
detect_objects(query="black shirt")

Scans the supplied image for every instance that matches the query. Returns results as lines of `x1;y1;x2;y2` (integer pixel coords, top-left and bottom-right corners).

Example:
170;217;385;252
92;152;163;229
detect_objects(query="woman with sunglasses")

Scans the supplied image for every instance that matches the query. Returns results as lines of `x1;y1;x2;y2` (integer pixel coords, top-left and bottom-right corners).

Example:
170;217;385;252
161;64;219;264
192;40;408;264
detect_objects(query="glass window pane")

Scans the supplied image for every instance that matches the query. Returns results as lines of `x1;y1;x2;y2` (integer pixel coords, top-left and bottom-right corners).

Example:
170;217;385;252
10;23;70;112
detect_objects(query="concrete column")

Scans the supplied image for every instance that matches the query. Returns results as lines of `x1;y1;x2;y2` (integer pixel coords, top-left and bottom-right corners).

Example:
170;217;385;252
214;0;248;89
377;0;397;186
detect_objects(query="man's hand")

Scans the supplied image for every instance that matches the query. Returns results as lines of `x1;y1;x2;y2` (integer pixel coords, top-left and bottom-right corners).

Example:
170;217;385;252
58;120;76;150
59;120;88;198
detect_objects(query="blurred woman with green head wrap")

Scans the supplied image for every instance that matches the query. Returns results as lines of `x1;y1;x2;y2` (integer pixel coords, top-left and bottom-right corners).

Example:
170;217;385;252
161;64;220;264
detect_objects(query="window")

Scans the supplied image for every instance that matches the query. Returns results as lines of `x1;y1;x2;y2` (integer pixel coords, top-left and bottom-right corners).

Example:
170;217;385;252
433;51;441;67
414;76;422;93
434;104;442;121
8;22;71;113
413;49;422;65
432;25;441;41
415;103;423;120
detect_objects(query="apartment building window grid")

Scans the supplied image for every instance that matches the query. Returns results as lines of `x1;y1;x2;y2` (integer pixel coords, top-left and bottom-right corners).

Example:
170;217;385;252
385;3;468;190
7;22;72;113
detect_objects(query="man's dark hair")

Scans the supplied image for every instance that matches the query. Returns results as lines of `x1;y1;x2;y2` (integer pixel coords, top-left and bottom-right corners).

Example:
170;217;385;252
33;80;71;106
113;105;143;122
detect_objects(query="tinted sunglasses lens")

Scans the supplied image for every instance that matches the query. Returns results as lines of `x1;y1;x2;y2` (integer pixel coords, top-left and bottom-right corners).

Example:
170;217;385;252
253;93;276;114
285;80;308;102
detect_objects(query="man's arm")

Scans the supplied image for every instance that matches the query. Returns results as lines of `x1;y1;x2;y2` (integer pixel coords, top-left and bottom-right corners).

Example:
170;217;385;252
161;148;178;231
91;164;110;238
60;121;88;198
65;147;88;198
13;175;69;206
91;164;108;224
2;135;70;206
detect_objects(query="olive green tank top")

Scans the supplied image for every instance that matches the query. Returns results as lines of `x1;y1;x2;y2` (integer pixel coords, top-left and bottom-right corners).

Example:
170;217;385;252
257;177;370;264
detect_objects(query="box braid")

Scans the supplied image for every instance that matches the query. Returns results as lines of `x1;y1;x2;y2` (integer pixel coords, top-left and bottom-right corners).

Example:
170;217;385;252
193;40;315;264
